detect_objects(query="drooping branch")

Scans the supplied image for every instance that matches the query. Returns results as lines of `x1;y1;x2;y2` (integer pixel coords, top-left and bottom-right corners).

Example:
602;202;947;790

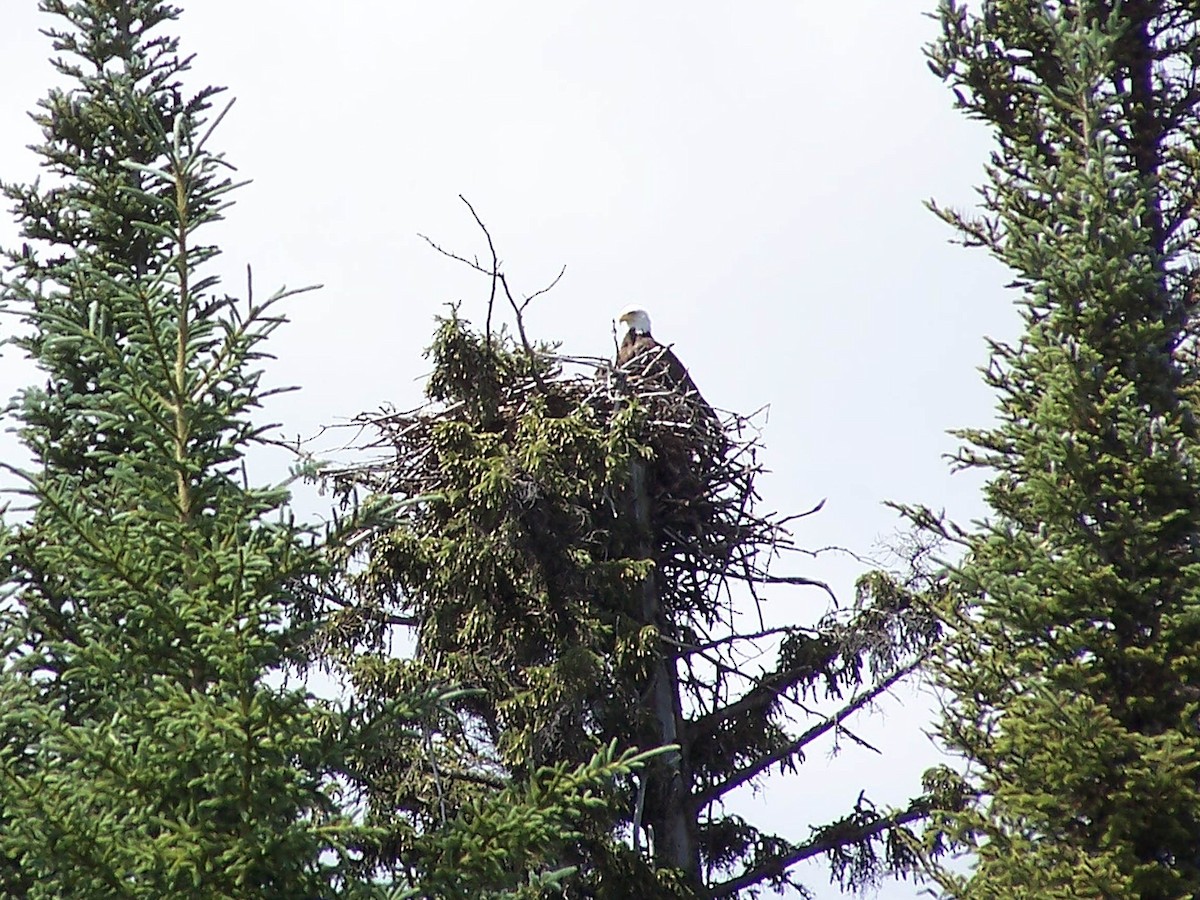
693;658;923;809
704;802;928;899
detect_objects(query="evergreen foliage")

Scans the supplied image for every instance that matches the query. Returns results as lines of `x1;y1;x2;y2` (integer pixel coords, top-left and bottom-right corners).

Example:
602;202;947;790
0;3;660;897
0;3;375;895
331;270;941;897
899;2;1200;896
4;0;223;477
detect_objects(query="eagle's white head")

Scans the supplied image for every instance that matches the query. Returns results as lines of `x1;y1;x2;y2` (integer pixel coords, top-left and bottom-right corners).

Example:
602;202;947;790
617;306;652;335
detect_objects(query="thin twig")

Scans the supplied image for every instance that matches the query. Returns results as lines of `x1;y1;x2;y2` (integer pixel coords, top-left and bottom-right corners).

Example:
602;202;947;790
457;194;500;347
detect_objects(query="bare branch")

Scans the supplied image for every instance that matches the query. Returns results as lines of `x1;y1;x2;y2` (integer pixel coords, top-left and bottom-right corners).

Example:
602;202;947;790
523;263;566;307
417;232;494;277
457;194;500;347
666;624;812;658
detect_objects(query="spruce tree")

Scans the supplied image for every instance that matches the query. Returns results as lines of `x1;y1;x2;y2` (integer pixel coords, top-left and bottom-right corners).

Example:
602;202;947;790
910;2;1200;896
0;2;374;895
329;276;940;896
0;3;655;897
4;0;222;477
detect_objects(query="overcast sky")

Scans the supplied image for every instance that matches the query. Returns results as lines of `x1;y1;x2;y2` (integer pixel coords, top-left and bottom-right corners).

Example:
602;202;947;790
0;3;1018;897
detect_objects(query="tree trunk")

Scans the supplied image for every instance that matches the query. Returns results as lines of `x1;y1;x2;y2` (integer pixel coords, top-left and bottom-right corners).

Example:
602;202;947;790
630;459;699;883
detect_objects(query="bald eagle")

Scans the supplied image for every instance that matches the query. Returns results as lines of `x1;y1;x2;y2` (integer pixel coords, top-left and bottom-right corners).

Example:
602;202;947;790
616;306;717;425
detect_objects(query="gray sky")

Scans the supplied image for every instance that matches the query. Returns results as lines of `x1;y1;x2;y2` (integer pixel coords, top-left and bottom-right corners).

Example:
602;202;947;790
0;3;1019;897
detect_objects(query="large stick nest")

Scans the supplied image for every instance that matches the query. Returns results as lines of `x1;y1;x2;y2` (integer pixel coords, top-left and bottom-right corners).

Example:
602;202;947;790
327;321;822;641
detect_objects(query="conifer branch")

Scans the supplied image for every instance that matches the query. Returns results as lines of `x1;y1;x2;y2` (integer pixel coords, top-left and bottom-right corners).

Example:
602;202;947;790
704;803;927;898
693;658;921;808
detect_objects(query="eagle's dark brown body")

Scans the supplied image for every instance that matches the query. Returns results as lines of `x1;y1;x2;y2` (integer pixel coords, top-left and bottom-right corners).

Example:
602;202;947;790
617;327;716;423
618;331;695;389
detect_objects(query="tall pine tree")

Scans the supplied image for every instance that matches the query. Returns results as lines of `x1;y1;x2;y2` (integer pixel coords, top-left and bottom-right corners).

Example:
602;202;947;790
0;2;382;895
909;2;1200;896
328;275;939;896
